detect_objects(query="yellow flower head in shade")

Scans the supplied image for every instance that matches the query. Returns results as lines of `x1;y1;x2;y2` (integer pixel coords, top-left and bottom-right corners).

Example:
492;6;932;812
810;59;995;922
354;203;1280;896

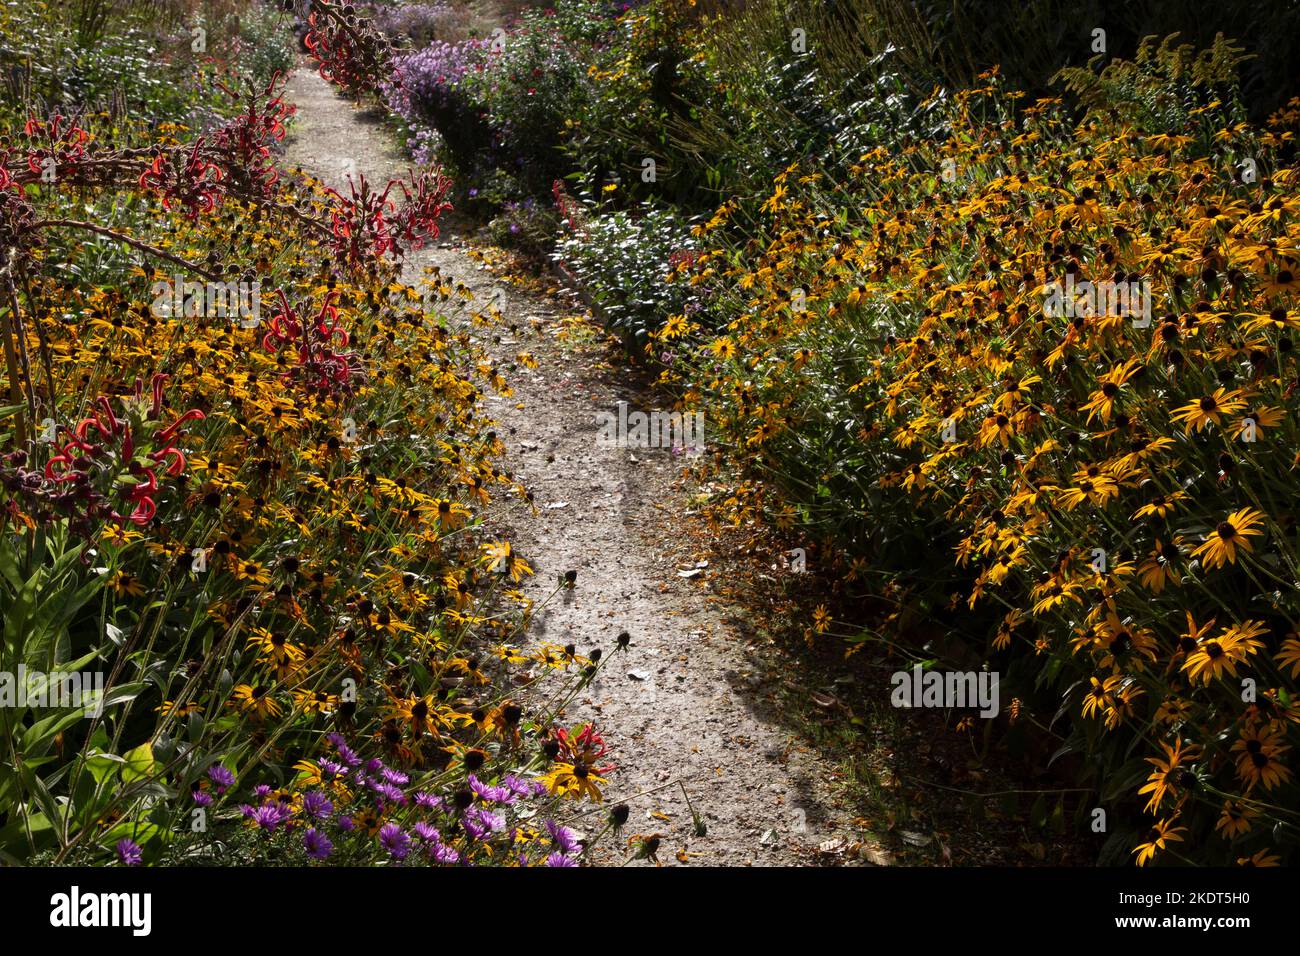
1132;816;1186;866
1231;727;1293;792
1191;508;1266;570
1137;739;1201;813
1181;619;1267;684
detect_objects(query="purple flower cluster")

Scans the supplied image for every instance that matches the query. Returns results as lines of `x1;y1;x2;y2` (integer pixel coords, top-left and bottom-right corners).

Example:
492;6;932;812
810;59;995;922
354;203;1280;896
382;39;490;128
373;2;458;48
214;732;578;867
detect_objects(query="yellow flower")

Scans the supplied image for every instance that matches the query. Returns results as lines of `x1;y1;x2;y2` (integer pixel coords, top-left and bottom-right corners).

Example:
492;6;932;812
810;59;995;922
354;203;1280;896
1191;507;1266;569
1132;817;1186;866
1171;387;1246;433
1137;739;1201;813
540;762;607;802
1181;619;1267;684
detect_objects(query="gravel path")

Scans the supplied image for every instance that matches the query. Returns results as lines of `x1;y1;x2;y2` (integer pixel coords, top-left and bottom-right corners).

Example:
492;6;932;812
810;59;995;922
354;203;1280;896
283;65;850;865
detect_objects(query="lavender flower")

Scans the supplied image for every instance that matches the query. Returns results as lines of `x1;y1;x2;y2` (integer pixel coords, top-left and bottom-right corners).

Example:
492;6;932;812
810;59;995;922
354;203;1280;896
302;791;334;820
372;782;407;806
429;842;461;864
248;803;292;833
414;790;445;811
413;821;439;843
115;839;143;866
469;774;516;804
208;765;235;793
303;828;333;861
379;823;412;861
545;820;581;854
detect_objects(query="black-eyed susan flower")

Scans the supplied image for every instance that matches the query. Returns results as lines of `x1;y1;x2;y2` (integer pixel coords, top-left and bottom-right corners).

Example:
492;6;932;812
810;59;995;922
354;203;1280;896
1191;507;1266;569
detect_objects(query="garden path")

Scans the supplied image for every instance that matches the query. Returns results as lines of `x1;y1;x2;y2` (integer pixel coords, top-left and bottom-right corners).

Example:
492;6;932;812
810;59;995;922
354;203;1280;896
283;65;853;865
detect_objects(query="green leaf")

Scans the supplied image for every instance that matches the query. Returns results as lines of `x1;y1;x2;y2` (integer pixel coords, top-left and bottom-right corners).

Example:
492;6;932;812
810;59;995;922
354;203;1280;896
121;742;155;785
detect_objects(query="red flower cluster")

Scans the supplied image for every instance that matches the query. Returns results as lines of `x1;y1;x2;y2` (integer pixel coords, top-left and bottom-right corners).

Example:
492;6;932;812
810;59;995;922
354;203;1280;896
139;139;225;219
667;248;700;270
211;73;296;201
390;167;453;253
45;375;205;526
552;179;586;237
325;168;454;264
262;289;365;396
304;2;393;98
325;172;398;263
555;723;616;776
22;112;89;180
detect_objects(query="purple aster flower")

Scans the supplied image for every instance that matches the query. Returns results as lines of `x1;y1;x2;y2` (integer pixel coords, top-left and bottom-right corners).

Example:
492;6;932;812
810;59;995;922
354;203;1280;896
337;743;361;767
365;758;385;775
303;828;333;861
414;791;444;811
372;782;407;806
462;814;489;841
208;765;235;793
115;839;143;866
545;820;581;854
429;842;460;864
413;821;439;842
381;767;410;786
318;758;345;778
504;774;533;796
252;784;273;801
302;791;333;820
192;789;213;807
338;815;356;832
379;823;412;861
469;775;515;804
251;803;290;833
462;806;505;840
545;852;577;867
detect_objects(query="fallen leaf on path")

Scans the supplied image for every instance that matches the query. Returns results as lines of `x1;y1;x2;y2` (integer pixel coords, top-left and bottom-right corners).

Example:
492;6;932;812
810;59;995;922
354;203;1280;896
861;846;896;866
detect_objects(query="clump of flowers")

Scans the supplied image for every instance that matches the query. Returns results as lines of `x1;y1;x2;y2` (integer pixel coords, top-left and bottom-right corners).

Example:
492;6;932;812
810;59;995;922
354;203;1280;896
660;57;1300;865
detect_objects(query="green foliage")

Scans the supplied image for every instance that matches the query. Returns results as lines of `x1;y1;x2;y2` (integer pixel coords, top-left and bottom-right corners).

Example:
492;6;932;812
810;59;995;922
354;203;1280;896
1053;33;1253;135
554;200;703;343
